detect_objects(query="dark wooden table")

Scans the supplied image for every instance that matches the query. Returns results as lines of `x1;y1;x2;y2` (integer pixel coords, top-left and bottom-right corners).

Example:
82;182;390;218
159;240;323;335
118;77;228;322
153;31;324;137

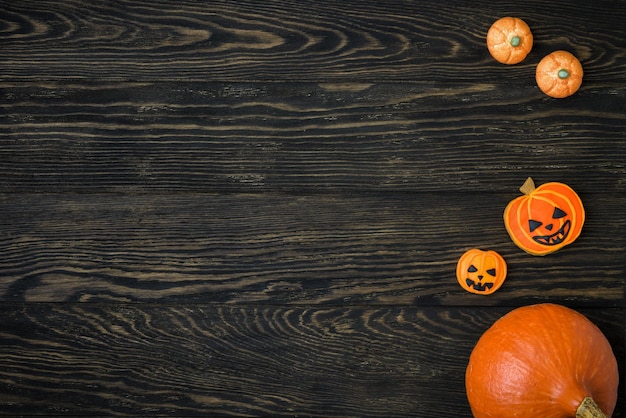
1;0;624;416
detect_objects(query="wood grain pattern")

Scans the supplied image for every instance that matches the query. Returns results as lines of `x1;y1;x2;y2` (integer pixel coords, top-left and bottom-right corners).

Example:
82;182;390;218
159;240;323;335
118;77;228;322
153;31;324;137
0;304;623;416
1;82;624;193
0;193;624;305
1;0;625;416
1;0;625;82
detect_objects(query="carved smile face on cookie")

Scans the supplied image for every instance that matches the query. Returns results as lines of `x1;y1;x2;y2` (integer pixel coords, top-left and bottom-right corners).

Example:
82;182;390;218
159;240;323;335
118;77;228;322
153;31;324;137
466;263;497;292
456;249;507;295
528;202;571;246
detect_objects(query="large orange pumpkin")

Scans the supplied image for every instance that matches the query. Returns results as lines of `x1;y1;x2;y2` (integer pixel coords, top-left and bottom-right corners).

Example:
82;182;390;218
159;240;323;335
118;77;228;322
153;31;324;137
466;303;619;418
503;177;585;256
536;50;584;98
456;249;507;295
487;17;533;64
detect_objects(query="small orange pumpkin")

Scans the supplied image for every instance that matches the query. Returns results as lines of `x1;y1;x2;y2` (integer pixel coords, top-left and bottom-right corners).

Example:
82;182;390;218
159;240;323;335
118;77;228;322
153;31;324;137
456;249;507;295
466;303;619;418
503;177;585;256
536;50;584;98
487;17;533;64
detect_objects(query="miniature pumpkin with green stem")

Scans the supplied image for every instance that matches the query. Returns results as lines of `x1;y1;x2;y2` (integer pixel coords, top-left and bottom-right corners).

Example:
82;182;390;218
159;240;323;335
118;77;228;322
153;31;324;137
487;17;533;64
536;50;584;98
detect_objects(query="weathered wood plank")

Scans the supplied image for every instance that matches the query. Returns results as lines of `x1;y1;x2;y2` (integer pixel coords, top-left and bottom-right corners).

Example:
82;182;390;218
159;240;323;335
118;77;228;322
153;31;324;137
0;0;624;83
1;82;624;193
0;304;622;416
1;193;623;305
1;1;624;416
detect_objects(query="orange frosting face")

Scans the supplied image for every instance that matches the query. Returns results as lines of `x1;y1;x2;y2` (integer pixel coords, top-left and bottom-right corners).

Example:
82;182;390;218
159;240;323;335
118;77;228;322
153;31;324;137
456;249;507;295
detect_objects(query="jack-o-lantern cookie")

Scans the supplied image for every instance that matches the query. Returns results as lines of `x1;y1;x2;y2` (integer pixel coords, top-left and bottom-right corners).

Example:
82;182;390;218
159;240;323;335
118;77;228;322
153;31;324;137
456;249;507;295
504;177;585;256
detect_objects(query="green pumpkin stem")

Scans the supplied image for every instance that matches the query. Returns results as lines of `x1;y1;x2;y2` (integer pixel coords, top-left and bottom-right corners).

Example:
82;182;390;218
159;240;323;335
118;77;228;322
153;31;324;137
519;177;536;195
510;36;521;47
576;397;607;418
558;69;570;79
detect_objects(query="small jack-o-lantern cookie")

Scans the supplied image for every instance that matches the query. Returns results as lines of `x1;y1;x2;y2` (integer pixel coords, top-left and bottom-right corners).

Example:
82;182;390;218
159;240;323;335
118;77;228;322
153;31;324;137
456;249;507;295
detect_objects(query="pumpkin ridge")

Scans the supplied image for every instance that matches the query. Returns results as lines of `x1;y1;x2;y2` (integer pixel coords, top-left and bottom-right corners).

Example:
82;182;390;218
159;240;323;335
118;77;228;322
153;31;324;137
545;77;559;95
497;45;513;63
532;305;614;414
510;195;552;255
521;195;535;243
506;200;527;249
503;195;530;252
